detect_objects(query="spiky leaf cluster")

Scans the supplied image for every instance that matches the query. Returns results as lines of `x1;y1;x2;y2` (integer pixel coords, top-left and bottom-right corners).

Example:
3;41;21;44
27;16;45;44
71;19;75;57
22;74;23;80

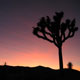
33;12;78;47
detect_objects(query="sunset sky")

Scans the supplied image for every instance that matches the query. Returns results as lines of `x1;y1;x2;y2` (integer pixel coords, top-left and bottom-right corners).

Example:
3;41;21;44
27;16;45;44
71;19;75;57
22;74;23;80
0;0;80;70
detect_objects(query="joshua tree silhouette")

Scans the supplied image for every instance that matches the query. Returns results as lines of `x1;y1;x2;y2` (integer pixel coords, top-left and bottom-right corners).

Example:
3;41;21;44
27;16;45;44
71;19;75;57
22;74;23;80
33;12;78;70
67;62;73;69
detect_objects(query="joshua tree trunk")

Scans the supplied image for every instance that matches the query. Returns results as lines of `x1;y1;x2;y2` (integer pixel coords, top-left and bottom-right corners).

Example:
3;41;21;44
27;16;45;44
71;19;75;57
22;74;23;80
58;46;63;70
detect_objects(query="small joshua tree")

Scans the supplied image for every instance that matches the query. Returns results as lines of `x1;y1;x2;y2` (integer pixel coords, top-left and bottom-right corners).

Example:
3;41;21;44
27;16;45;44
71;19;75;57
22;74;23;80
67;62;73;69
33;12;78;70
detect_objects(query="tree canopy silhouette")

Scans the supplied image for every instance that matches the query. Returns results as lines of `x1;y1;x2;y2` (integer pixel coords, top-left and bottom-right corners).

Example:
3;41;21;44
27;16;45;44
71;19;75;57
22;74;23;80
33;11;78;70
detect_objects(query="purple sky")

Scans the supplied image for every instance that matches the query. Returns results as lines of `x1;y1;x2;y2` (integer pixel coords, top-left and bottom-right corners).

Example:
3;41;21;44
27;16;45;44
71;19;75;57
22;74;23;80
0;0;80;70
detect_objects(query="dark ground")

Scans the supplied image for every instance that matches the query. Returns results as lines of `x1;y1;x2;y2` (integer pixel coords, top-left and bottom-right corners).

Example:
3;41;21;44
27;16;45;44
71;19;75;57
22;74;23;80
0;65;80;80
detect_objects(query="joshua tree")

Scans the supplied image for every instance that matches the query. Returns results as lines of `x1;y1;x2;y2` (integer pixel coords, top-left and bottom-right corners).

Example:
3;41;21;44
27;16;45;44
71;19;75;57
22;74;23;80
33;12;78;70
67;62;73;69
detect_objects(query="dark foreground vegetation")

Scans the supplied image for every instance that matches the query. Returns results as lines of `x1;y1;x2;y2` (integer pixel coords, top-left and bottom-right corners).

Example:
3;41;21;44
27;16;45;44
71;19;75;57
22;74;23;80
0;65;79;80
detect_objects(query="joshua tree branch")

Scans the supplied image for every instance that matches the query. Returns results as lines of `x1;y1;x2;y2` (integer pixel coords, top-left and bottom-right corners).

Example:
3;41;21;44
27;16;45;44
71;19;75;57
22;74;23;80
38;29;52;38
62;31;75;43
35;32;58;47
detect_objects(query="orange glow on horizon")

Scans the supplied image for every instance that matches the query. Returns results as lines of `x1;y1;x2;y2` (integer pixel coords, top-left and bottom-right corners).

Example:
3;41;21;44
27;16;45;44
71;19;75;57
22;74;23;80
0;38;79;71
12;52;58;69
0;50;80;71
